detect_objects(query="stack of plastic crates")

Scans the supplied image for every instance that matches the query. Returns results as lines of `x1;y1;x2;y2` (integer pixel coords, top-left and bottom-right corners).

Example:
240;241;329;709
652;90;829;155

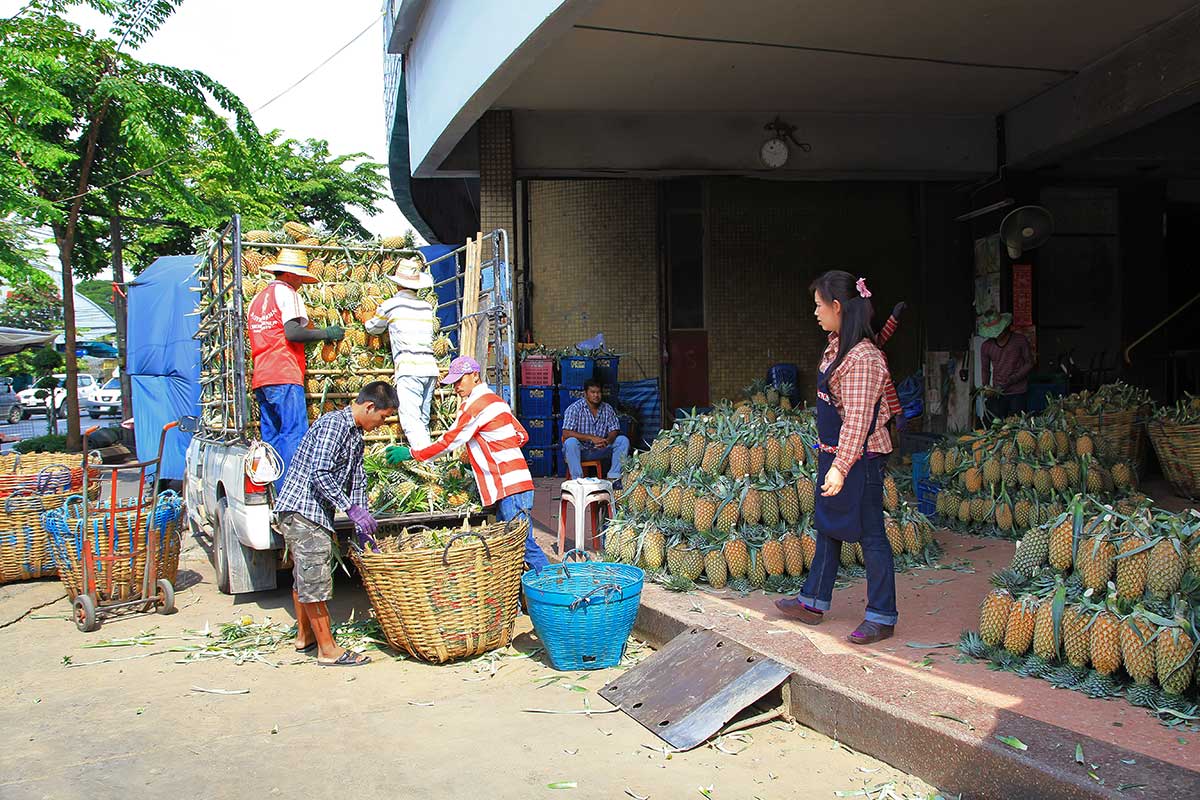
44;490;184;602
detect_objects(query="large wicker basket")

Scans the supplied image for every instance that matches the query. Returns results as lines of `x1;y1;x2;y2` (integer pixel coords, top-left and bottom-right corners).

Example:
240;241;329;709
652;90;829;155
350;519;527;664
0;481;101;584
1069;407;1148;472
0;456;96;498
44;492;184;601
1147;420;1200;500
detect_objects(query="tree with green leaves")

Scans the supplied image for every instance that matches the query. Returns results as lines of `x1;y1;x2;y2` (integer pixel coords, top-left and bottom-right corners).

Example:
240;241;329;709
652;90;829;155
1;0;260;450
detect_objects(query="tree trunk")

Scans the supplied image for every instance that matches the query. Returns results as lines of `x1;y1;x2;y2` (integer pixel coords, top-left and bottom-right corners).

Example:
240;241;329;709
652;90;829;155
53;222;82;451
111;213;133;422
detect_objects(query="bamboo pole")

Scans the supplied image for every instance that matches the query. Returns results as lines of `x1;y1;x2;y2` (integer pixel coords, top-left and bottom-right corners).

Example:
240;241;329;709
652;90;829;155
459;234;483;361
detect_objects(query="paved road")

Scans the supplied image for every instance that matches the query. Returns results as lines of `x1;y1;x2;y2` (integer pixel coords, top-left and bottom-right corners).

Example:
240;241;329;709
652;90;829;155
0;410;122;454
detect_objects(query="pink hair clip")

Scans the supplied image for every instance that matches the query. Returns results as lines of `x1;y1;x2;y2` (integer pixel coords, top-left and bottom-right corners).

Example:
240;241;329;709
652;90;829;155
856;277;872;298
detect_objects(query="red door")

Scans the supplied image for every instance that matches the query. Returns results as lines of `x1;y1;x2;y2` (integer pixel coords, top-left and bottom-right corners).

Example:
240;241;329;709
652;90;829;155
668;331;709;414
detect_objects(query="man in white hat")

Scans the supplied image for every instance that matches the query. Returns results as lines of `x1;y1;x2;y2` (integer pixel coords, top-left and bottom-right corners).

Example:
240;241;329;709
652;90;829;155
365;257;439;449
248;247;345;488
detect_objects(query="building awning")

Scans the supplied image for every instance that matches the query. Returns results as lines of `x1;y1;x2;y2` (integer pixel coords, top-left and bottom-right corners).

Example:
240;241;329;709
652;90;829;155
0;326;56;356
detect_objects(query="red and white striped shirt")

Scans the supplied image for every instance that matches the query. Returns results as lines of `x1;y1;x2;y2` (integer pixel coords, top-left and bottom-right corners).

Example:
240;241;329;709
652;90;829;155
412;384;533;506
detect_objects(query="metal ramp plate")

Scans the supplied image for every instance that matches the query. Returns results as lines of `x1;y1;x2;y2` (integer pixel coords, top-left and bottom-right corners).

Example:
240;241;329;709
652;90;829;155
599;628;791;750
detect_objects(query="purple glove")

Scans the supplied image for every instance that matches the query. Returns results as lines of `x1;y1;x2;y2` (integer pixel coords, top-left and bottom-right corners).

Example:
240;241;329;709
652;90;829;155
346;505;379;549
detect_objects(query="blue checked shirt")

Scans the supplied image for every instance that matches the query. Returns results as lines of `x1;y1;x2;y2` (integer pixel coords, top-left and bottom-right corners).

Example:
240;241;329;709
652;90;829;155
275;408;366;531
562;399;620;440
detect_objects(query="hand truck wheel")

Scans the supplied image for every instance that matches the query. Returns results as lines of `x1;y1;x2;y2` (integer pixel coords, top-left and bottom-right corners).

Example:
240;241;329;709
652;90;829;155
155;579;176;615
73;595;99;632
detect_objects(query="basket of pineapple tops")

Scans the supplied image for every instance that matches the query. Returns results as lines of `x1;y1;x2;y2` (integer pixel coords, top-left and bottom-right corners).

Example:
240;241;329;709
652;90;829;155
961;498;1200;717
1146;394;1200;500
1049;383;1154;475
349;518;527;663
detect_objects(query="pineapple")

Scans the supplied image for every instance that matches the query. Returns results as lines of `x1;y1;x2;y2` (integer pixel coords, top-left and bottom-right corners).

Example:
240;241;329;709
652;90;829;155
1062;605;1091;668
1088;610;1122;676
1016;461;1034;487
1048;515;1074;571
716;487;740;535
727;439;750;479
781;532;805;577
244;229;273;242
693;494;718;534
979;589;1013;647
1032;598;1057;661
701;439;725;474
431;335;452;359
796;476;815;516
741;485;762;526
686;432;707;470
994;499;1014;532
762;537;786;577
619;526;638;564
704;549;728;588
1010;527;1050;576
777;484;800;525
1004;595;1037;656
1115;535;1150;600
747;549;767;588
283;220;311;241
929;448;945;476
1120;613;1157;686
957;498;971;523
723;538;749;579
1013;495;1034;530
1036;429;1055;458
640;525;666;571
667;542;704;581
603;520;624;560
970;497;989;524
1075;534;1116;592
962;466;983;494
902;518;921;556
670;444;688;475
1156;622;1196;696
884;516;904;556
1049;464;1068;493
883;474;899;512
760;488;781;527
1032;467;1051;498
764;437;782;473
1075;434;1094;457
663;483;685;519
1016;429;1036;456
1147;538;1185;599
840;541;858;569
800;530;817;570
380;234;409;249
1111;461;1134;490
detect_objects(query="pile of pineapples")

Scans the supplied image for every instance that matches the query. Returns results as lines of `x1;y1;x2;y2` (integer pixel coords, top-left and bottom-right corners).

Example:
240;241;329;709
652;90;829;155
234;221;456;441
602;399;939;594
927;417;1137;538
363;443;478;516
960;497;1200;717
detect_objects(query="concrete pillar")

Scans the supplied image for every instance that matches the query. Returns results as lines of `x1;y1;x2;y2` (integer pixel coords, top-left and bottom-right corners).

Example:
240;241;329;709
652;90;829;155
478;110;517;259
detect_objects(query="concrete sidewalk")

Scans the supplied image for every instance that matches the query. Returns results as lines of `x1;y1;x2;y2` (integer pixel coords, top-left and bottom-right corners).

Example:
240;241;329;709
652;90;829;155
526;478;1200;800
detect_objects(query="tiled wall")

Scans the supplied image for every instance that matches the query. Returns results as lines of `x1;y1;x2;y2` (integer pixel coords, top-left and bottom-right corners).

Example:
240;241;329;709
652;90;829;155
527;180;661;382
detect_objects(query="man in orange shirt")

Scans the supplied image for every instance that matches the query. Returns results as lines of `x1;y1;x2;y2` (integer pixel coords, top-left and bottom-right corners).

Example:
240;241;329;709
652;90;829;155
247;248;345;488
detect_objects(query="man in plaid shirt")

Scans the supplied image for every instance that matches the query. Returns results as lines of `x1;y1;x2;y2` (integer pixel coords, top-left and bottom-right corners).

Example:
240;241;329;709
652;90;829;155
274;381;398;667
561;379;630;483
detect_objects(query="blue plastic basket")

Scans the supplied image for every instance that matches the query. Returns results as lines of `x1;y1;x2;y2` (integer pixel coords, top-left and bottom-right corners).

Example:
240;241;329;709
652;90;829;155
559;356;595;388
593;355;620;386
518;385;554;417
911;451;931;485
522;553;644;670
520;416;555;447
557;385;585;413
524;445;558;478
915;479;940;517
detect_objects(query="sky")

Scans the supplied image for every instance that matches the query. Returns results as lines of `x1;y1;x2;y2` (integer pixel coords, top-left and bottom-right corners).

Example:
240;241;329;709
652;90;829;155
6;0;418;276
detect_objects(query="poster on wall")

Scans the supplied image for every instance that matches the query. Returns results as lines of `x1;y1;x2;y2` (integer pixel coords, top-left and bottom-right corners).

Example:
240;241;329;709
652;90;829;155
974;235;1002;276
974;273;1002;314
1012;264;1033;327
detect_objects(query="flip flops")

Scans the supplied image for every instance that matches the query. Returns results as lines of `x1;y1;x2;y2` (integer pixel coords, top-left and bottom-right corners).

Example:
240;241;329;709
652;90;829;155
318;650;372;667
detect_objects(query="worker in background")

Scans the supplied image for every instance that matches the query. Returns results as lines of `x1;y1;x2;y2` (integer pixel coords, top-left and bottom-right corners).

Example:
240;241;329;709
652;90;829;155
384;356;549;572
365;258;438;449
561;378;630;487
247;247;344;489
979;312;1034;420
274;381;397;667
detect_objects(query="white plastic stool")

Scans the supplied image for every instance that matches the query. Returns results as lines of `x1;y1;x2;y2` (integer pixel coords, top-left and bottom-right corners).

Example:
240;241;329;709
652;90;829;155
557;478;612;554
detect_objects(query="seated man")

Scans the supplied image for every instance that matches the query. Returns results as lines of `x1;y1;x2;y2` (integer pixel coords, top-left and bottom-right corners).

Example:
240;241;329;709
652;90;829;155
561;379;630;484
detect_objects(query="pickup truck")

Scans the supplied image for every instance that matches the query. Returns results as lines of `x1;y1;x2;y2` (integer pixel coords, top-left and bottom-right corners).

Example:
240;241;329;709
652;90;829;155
18;373;100;419
182;216;515;594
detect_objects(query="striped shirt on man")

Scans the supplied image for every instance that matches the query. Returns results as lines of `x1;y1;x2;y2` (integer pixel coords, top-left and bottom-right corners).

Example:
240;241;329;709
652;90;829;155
412;383;533;506
365;292;439;377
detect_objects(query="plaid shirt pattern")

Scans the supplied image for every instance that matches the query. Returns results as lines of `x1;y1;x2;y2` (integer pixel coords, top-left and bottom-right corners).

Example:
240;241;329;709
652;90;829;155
873;314;903;418
274;407;366;531
821;334;893;476
562;399;620;439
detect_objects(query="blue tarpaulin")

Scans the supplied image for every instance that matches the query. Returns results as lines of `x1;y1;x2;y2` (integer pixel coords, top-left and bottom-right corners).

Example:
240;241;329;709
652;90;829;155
127;255;202;480
420;244;459;347
618;378;662;449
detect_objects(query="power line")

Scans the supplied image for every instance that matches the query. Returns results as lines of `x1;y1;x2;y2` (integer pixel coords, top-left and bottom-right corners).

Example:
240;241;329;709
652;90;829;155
254;12;384;112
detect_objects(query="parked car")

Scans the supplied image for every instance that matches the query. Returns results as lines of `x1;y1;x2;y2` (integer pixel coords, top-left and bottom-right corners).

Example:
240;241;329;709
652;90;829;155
84;377;122;418
17;373;101;419
0;378;22;424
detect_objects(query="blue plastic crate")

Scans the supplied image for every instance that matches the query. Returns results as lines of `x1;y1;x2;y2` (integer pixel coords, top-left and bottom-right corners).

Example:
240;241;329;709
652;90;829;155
911;451;931;485
915;479;940;518
559;356;595;388
524;445;558;478
593;355;620;386
521;416;555;447
557;385;585;413
518;385;554;417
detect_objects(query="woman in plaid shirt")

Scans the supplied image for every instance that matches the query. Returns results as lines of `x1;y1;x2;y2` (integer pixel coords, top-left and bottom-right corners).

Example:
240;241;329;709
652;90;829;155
775;271;898;645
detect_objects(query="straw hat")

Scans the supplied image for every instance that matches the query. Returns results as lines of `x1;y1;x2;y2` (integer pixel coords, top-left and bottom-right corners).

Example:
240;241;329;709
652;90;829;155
267;248;318;284
387;257;433;290
977;311;1013;339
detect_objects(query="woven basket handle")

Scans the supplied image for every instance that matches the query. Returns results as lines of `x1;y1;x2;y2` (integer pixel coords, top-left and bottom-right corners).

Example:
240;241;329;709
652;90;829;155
441;531;491;566
35;464;72;494
568;582;622;611
4;487;36;512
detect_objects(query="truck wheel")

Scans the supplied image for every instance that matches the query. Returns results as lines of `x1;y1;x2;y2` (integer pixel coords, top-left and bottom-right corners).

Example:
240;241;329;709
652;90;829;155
87;410;100;419
56;403;67;419
6;406;20;424
213;497;232;594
